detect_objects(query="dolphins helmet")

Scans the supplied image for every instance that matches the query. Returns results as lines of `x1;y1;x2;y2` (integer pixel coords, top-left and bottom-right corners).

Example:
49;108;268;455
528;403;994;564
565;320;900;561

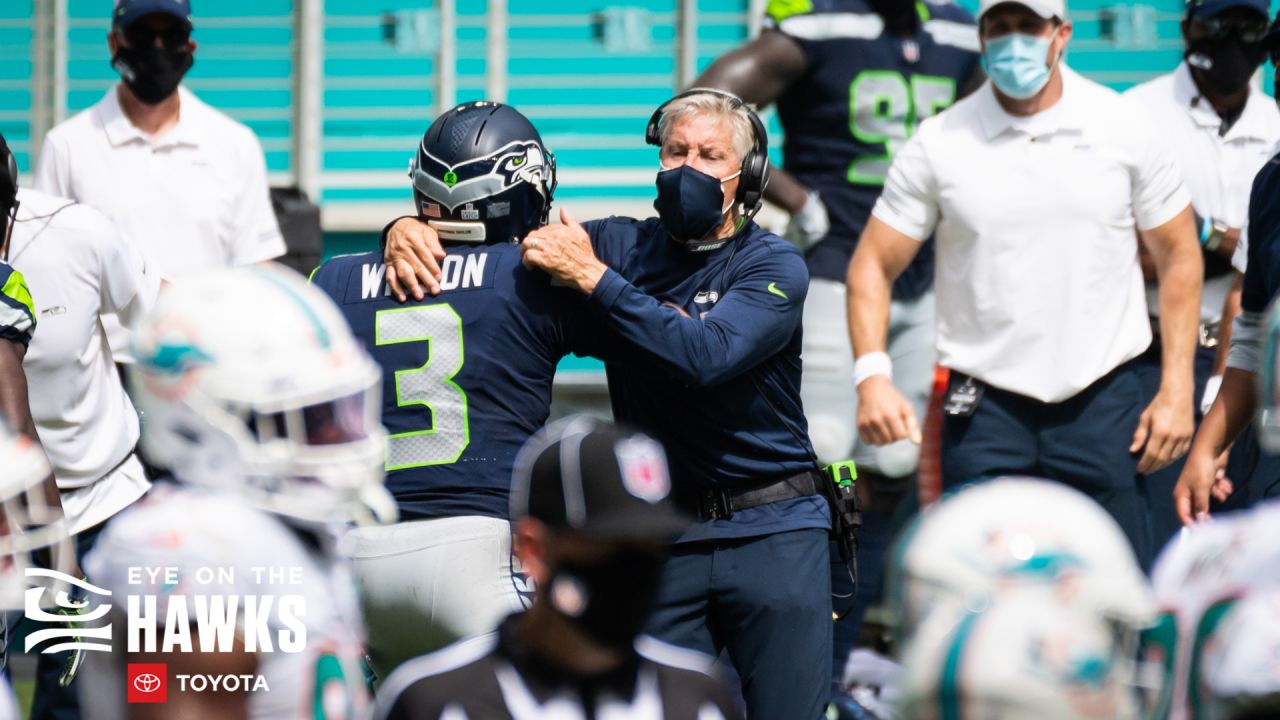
130;264;395;526
1196;589;1280;720
887;477;1155;641
409;101;557;244
898;595;1145;720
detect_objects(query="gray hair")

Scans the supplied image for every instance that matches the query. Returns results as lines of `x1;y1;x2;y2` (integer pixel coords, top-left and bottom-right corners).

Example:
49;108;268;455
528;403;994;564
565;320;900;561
655;92;755;162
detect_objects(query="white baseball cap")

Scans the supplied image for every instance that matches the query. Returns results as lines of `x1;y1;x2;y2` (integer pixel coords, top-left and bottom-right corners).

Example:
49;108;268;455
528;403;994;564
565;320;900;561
977;0;1065;20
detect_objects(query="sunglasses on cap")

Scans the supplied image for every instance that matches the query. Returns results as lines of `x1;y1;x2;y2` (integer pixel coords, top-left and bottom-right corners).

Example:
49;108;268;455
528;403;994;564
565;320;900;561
1190;15;1270;43
121;22;191;51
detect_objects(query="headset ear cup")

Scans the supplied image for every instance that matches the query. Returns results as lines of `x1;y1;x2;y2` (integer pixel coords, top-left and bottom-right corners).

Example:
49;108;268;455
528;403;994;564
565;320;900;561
736;151;768;211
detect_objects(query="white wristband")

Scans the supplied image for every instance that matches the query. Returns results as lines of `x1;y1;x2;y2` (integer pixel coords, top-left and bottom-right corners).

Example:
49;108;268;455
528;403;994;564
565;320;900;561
854;352;893;387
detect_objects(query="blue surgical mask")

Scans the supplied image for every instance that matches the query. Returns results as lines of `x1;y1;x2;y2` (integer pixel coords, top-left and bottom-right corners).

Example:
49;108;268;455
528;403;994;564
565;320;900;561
982;29;1060;100
654;165;740;251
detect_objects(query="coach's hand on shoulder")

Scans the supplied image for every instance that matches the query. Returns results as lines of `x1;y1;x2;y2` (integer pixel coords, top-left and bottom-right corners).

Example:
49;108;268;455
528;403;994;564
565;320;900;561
856;375;922;446
522;208;608;295
1131;386;1194;475
384;217;446;302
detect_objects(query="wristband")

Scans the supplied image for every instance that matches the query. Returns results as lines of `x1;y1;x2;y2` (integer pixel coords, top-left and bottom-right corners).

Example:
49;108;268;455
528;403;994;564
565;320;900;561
1204;219;1228;253
854;352;893;387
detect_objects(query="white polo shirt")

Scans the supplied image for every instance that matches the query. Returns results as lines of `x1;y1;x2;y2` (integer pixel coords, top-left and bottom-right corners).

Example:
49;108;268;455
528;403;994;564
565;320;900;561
873;66;1190;403
1126;62;1280;324
9;189;158;531
34;85;285;359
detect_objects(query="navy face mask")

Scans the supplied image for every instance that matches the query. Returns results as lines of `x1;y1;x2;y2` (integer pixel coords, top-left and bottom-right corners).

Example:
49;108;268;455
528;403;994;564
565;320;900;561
654;165;740;250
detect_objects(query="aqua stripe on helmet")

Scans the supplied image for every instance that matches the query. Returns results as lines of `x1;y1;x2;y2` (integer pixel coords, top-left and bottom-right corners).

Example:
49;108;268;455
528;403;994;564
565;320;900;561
940;610;980;720
254;267;331;350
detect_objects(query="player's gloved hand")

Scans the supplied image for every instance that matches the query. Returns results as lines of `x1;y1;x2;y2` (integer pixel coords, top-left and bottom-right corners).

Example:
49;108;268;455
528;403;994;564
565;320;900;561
784;190;830;251
383;217;447;302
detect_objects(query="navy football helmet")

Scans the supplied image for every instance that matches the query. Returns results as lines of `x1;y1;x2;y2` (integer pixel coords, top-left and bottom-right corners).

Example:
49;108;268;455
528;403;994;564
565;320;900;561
409;101;557;244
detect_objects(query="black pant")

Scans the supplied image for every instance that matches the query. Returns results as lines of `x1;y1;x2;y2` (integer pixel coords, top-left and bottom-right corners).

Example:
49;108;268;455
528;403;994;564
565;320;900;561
941;359;1154;569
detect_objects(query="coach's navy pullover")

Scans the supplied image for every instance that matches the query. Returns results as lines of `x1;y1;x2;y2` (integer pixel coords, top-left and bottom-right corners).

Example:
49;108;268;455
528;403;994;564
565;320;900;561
584;216;830;543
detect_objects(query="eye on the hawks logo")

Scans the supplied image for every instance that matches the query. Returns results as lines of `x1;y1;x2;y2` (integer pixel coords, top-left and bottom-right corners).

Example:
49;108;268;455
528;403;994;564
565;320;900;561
127;663;168;704
615;436;670;503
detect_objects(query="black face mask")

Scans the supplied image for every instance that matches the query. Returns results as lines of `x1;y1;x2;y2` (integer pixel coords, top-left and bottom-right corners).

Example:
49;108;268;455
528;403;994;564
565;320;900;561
111;45;194;105
1187;39;1265;95
545;549;666;651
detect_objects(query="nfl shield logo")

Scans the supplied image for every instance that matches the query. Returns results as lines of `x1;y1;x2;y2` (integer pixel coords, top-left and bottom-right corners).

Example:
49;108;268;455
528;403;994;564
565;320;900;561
615;437;670;503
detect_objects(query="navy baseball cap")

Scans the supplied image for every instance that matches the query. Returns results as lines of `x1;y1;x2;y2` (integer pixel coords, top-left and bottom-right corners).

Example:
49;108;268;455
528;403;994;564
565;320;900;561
1186;0;1268;19
112;0;193;30
511;416;690;540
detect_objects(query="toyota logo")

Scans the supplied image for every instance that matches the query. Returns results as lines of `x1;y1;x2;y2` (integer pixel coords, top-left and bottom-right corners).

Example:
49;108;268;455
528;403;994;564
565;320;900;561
133;674;161;694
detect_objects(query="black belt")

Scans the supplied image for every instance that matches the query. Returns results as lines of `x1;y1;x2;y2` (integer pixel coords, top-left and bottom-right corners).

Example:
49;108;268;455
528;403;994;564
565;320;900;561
689;471;822;522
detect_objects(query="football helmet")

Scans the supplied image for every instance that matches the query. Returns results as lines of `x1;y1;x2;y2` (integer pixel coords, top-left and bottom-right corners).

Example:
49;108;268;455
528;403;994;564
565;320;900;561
886;477;1155;641
1197;589;1280;720
130;264;394;526
0;424;74;610
1147;500;1280;720
409;101;557;244
898;595;1144;720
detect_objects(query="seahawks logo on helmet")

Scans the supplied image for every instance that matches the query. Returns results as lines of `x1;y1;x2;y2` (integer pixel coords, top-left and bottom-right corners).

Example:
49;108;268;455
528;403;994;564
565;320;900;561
412;140;551;213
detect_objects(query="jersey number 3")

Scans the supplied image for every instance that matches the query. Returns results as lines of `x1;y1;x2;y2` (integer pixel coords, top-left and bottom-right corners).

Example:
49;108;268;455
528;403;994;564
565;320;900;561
375;305;469;470
848;71;956;186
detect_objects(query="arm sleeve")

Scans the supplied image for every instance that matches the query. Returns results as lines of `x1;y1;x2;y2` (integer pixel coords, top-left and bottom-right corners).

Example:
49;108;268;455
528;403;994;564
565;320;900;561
32;133;71;199
869;132;939;242
0;264;35;347
97;216;160;332
229;131;286;265
1227;310;1263;374
1128;101;1192;231
585;242;808;387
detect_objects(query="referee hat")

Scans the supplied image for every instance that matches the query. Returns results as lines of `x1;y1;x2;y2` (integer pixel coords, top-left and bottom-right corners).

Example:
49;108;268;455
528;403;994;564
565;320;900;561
511;416;690;540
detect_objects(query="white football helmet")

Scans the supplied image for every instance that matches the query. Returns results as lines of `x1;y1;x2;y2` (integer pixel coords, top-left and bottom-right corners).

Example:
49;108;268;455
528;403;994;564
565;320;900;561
130;264;395;526
886;478;1155;641
0;424;74;609
1148;501;1280;720
898;595;1144;720
1197;589;1280;720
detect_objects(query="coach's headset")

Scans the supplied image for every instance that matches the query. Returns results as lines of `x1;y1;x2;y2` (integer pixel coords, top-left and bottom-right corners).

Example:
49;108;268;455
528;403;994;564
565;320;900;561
645;88;770;251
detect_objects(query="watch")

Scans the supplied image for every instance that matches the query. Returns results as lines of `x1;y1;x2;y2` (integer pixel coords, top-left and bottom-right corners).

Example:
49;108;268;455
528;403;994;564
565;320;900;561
1203;218;1229;253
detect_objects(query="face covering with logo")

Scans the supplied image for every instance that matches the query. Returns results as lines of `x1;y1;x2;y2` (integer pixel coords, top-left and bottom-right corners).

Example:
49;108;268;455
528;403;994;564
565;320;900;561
654;165;740;249
546;549;665;651
983;28;1060;100
1187;40;1265;96
111;45;194;105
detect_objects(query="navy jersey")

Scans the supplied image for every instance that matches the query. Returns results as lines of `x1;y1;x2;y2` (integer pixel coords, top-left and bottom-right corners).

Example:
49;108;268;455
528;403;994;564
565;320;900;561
0;261;35;347
1243;154;1280;315
767;0;980;296
584;217;830;542
311;244;591;521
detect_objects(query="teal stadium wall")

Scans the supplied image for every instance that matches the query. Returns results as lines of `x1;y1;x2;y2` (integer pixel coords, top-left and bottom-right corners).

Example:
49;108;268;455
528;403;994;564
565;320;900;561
0;0;1270;378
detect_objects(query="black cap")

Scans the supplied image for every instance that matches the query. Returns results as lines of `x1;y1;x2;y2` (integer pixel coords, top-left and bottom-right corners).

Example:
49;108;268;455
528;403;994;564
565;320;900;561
511;416;690;540
113;0;193;30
